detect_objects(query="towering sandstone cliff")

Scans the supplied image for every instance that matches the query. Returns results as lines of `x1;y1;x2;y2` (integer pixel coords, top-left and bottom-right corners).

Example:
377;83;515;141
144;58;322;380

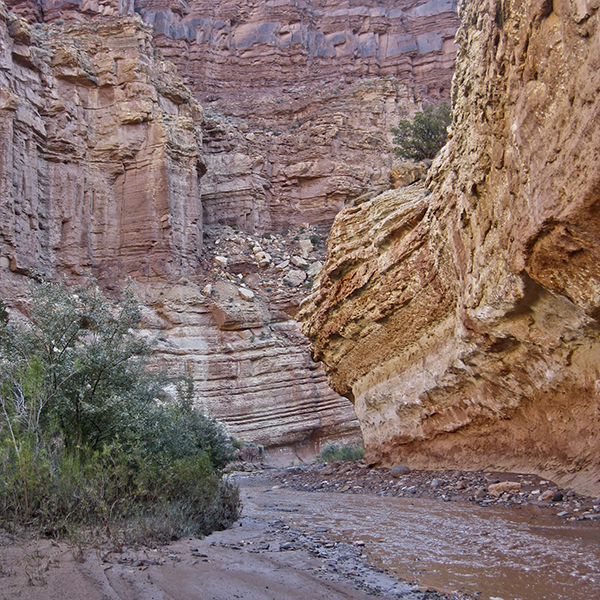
8;0;459;231
0;2;364;458
0;0;460;459
301;0;600;493
0;6;204;284
137;0;459;231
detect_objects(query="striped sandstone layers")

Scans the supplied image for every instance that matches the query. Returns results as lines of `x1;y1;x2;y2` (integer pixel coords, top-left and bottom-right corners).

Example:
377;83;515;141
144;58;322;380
301;0;600;494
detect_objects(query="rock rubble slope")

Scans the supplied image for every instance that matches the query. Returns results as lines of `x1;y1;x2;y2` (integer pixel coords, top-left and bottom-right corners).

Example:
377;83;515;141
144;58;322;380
135;225;360;459
301;0;600;495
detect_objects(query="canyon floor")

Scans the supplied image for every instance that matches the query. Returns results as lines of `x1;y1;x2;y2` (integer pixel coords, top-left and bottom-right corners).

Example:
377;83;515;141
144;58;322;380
1;465;599;600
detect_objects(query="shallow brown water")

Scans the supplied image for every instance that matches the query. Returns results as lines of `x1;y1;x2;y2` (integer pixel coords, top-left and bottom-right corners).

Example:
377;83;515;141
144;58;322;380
243;483;600;600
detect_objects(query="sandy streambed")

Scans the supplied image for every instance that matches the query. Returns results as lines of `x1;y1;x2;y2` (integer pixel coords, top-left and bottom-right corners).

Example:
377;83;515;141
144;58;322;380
1;471;598;600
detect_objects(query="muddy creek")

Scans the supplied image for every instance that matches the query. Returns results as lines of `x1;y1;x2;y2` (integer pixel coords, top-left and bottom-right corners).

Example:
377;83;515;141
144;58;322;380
242;479;600;600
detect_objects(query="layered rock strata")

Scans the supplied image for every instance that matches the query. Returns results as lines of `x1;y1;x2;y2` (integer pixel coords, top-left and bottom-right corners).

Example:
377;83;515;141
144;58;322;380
137;279;360;462
140;0;460;232
0;6;204;287
0;5;360;457
8;0;460;232
301;0;600;494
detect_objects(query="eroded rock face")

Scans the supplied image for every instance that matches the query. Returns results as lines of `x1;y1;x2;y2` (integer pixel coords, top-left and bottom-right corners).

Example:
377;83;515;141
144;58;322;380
0;4;360;458
136;280;360;462
138;0;459;231
9;0;460;232
0;7;204;288
301;0;600;494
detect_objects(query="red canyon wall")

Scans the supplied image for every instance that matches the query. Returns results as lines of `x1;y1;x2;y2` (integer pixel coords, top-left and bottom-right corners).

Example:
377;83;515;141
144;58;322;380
1;0;459;460
8;0;459;232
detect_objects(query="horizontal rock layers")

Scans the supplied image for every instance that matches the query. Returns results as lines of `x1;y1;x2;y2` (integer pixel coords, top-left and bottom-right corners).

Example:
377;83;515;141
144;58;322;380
140;0;460;232
300;0;600;494
0;4;360;457
138;281;360;461
8;0;460;232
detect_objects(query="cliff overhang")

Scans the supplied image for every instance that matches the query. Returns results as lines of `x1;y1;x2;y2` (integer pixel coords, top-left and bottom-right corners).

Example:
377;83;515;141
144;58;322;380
300;0;600;495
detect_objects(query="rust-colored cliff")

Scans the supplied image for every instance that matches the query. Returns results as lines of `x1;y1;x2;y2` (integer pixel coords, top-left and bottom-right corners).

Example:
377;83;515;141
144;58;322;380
301;0;600;494
1;0;460;460
136;0;459;231
0;8;204;284
9;0;460;232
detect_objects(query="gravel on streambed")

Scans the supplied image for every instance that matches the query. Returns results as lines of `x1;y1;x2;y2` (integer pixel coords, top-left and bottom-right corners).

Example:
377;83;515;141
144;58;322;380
256;461;600;523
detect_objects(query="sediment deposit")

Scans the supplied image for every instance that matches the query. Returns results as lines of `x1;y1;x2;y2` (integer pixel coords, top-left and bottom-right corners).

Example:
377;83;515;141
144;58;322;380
301;0;600;494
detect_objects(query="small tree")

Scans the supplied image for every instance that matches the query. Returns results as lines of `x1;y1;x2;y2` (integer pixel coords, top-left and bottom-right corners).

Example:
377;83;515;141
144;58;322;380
0;278;238;537
392;102;452;161
0;279;158;450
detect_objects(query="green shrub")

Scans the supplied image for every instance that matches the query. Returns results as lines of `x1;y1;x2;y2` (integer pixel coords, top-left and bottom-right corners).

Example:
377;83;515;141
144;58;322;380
317;443;364;463
392;102;452;161
0;278;239;539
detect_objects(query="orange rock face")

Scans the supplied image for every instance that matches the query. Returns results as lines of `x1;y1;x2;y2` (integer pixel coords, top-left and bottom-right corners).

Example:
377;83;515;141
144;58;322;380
301;0;600;494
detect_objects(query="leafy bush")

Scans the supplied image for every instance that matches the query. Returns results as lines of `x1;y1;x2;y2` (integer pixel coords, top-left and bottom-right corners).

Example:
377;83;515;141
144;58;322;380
0;278;238;539
317;443;364;463
392;102;452;161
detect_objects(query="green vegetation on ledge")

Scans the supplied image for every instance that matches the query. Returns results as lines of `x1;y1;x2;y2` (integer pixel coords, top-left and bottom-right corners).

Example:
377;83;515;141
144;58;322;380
392;102;452;161
0;279;239;543
317;443;365;463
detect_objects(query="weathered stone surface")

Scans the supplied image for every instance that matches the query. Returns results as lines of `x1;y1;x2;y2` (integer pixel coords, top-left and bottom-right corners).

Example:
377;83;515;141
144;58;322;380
390;161;429;188
301;0;600;495
6;0;134;22
12;1;459;233
0;8;204;289
284;269;307;288
137;281;360;458
488;482;522;497
184;0;459;232
0;5;360;458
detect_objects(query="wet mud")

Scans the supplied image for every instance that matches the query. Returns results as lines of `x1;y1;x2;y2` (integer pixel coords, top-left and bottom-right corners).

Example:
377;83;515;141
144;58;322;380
244;467;600;600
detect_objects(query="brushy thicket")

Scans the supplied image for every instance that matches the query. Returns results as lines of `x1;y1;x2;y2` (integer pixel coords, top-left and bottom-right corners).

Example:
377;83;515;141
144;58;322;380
317;443;365;463
0;279;239;543
392;102;452;161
